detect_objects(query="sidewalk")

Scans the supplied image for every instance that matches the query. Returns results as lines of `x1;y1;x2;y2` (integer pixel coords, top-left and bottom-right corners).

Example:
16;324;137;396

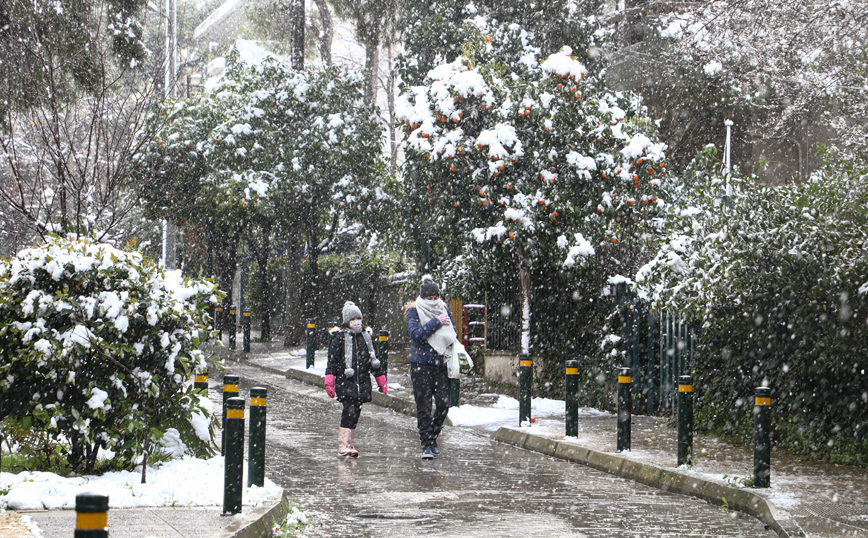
245;343;868;538
12;339;868;538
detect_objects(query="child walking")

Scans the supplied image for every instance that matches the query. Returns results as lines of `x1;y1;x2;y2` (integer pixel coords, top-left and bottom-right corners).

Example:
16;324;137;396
324;301;387;457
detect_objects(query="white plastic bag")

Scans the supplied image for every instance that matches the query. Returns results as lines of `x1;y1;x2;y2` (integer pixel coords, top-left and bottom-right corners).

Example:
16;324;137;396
446;341;473;379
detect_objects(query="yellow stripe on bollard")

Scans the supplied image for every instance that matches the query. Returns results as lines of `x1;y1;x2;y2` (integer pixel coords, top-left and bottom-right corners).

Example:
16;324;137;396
618;376;632;383
520;360;532;367
755;397;771;406
223;384;238;392
307;324;316;329
679;384;693;392
195;375;208;383
566;368;578;375
379;335;388;341
76;512;107;530
227;409;244;419
244;312;250;317
250;397;266;406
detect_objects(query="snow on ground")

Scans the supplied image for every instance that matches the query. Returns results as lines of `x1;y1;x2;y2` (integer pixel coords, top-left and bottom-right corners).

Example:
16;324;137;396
448;394;612;431
0;457;282;511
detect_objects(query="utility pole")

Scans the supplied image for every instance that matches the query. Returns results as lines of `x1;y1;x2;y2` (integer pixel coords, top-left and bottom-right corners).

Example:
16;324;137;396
162;0;178;269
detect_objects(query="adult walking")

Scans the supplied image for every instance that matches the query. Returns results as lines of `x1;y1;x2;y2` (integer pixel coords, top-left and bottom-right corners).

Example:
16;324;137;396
405;275;456;459
324;301;388;457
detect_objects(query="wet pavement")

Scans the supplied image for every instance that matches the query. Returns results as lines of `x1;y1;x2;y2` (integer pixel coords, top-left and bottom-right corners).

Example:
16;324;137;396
241;342;868;538
225;360;777;538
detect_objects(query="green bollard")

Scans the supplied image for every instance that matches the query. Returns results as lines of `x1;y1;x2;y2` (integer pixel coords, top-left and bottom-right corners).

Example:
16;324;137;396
677;375;694;466
228;305;237;350
194;372;209;394
216;306;224;341
565;360;579;437
248;387;267;488
754;386;772;488
242;311;251;353
519;354;532;426
74;493;108;538
223;397;245;515
306;318;316;369
378;330;390;381
221;375;239;456
617;367;632;452
450;378;460;407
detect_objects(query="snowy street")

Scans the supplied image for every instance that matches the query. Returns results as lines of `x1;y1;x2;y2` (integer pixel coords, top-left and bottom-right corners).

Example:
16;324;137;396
210;362;776;538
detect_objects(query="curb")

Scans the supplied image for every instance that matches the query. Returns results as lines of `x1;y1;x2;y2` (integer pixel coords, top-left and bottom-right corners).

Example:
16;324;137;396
210;490;289;538
492;427;804;538
282;366;453;426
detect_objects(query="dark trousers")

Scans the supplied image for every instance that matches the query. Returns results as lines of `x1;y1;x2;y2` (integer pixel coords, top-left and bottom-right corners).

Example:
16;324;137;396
340;400;361;429
410;363;450;447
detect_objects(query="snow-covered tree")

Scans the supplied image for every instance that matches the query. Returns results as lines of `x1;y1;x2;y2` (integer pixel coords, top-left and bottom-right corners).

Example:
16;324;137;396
644;0;868;167
397;18;667;355
136;54;390;331
0;237;218;477
0;0;160;251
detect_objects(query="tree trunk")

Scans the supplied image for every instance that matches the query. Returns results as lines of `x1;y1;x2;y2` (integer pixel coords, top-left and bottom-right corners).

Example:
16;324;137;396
311;0;333;64
291;0;305;70
304;220;320;322
250;220;273;340
211;226;242;333
363;33;380;105
515;244;532;355
386;44;399;168
283;235;304;347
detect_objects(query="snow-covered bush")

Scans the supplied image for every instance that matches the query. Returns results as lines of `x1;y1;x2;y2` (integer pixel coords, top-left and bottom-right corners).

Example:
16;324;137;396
0;236;219;473
637;151;868;465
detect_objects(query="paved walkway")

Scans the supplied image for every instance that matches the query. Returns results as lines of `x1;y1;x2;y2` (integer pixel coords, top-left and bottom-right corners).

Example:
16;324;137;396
248;344;868;538
17;339;868;538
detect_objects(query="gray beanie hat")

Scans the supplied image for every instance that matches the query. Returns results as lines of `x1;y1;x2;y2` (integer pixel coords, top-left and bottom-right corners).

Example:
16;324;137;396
342;301;363;324
419;275;440;298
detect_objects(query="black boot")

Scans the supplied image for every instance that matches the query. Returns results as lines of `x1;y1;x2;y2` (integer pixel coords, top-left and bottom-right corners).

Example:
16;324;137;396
421;445;435;459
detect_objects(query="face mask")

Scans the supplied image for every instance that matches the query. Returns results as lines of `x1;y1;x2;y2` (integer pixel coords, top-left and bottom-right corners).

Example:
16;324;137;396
424;298;439;307
349;319;363;331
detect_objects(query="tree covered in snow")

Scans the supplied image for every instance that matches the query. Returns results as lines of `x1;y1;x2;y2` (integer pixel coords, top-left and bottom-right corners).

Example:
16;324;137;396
397;0;610;90
644;0;868;166
0;0;162;253
636;148;868;464
396;15;669;360
135;53;391;331
0;237;218;476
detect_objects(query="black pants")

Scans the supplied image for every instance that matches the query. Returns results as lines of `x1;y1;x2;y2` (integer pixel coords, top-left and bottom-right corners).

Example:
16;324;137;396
410;363;450;447
340;400;362;429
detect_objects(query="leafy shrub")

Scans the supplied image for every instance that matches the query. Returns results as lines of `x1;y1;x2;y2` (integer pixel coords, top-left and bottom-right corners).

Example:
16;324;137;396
0;236;220;474
637;149;868;464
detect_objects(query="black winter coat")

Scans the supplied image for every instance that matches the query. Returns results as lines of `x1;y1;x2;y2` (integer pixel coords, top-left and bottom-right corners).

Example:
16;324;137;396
325;329;385;403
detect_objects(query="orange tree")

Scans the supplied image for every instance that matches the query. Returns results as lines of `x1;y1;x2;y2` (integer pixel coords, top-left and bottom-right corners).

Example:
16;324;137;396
396;20;669;366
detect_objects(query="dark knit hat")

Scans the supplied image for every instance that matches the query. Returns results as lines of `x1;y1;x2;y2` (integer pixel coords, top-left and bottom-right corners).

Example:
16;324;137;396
342;301;363;323
419;275;440;298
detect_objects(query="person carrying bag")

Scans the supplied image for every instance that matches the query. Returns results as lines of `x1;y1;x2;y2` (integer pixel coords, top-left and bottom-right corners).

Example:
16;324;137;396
404;275;456;459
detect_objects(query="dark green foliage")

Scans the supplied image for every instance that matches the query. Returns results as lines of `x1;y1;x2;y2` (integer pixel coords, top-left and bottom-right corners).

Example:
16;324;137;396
641;150;868;465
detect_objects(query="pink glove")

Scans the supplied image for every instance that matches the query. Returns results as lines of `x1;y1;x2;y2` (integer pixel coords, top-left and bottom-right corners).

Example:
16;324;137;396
437;312;450;325
375;375;388;394
324;374;336;398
